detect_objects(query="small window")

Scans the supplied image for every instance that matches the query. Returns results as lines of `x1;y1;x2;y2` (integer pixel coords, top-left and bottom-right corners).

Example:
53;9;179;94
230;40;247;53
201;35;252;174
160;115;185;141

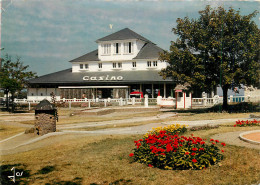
98;63;102;69
80;64;83;69
153;61;157;67
85;64;88;69
113;63;117;68
132;62;136;68
118;62;122;68
40;93;43;96
31;93;34;96
147;61;151;67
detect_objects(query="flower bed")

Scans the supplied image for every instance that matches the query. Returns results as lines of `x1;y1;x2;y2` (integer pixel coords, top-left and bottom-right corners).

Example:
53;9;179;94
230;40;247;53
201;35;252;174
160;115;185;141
234;120;260;127
130;124;225;170
144;124;187;138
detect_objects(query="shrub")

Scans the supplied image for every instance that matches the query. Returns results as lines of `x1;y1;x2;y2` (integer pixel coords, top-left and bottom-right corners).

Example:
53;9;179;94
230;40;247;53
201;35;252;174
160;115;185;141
144;124;187;138
189;124;219;131
130;132;225;170
234;119;260;127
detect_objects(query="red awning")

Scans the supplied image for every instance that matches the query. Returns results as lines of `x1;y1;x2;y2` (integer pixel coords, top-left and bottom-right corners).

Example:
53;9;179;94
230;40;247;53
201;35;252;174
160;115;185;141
175;90;182;92
130;91;144;98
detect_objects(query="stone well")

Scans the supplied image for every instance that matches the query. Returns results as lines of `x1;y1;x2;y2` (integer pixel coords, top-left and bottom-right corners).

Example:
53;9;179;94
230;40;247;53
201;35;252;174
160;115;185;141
35;99;57;136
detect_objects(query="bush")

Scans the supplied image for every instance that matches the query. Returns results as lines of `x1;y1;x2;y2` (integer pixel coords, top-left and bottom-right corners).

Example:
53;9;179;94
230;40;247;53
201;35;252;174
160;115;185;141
234;119;260;127
130;131;225;170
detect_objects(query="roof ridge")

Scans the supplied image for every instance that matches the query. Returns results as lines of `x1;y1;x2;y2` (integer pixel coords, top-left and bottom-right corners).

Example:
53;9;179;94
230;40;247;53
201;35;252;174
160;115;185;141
96;28;154;43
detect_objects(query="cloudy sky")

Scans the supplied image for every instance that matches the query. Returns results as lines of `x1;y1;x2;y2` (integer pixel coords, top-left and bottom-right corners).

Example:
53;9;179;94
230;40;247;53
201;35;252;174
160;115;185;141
1;0;259;76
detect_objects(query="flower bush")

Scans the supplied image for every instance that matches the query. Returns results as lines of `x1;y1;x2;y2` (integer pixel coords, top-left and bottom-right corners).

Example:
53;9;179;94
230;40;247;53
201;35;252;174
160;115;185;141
130;131;225;170
234;119;260;127
144;124;187;138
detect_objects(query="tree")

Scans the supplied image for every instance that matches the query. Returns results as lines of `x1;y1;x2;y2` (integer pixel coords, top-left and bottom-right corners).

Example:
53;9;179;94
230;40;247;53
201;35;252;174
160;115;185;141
160;6;260;110
0;55;37;112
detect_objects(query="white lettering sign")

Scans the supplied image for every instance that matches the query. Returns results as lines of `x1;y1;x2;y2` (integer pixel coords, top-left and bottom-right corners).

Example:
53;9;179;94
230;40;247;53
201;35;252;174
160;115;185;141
83;75;123;81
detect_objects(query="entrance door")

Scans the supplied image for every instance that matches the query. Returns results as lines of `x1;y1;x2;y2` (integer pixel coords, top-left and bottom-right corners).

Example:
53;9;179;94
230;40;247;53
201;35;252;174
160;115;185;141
177;92;185;108
101;88;113;98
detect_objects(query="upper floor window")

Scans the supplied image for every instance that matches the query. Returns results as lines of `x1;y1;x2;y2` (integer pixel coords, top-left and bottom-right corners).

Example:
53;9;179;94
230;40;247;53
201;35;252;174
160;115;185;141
124;42;133;54
102;44;111;55
153;61;157;67
80;64;83;69
98;63;102;69
114;43;121;54
132;62;136;68
147;61;151;67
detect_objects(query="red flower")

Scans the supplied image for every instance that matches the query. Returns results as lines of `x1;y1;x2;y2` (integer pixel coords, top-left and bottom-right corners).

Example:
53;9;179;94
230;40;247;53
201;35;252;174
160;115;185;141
148;164;153;167
212;142;216;145
221;150;224;152
192;148;198;151
191;153;196;156
161;153;166;155
192;159;197;163
199;148;204;151
210;139;214;141
221;142;226;146
200;141;205;145
215;140;219;143
129;153;134;157
185;152;189;155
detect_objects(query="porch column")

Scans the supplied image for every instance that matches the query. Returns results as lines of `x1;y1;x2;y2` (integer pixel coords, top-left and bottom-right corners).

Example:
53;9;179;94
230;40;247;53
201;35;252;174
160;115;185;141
152;84;154;98
140;84;142;93
125;88;128;99
164;83;166;98
184;92;186;109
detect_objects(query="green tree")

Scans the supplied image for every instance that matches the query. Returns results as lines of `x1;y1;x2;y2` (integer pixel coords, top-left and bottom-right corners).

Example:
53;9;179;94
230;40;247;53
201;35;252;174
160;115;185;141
160;6;260;110
0;55;37;112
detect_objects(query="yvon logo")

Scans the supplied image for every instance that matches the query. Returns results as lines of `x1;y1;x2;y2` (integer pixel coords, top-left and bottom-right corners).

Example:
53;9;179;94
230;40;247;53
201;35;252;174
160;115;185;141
83;75;123;81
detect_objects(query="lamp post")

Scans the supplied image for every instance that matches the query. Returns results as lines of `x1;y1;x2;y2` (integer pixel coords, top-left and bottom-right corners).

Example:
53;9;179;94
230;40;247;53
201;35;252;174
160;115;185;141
0;47;4;71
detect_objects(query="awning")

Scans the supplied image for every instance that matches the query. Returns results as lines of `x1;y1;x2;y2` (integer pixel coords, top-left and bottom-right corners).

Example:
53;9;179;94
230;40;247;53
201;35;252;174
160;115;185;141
59;86;129;89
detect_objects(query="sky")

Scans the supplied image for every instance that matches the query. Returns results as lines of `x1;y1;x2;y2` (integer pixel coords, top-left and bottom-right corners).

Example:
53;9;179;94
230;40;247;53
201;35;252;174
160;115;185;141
1;0;259;76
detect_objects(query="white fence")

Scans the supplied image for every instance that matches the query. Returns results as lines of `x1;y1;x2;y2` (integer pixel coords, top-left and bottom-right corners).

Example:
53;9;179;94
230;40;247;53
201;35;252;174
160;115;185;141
11;95;260;110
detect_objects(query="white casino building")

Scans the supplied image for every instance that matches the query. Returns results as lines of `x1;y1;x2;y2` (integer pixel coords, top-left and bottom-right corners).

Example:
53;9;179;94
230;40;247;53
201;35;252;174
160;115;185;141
28;28;174;101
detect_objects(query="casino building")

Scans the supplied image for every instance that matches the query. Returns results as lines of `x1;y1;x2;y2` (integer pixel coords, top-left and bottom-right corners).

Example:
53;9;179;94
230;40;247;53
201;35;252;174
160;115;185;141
28;28;174;101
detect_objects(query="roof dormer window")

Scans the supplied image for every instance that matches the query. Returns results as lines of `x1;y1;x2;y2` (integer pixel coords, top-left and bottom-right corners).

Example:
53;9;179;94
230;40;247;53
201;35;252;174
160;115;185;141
124;42;133;54
102;44;111;55
114;43;121;54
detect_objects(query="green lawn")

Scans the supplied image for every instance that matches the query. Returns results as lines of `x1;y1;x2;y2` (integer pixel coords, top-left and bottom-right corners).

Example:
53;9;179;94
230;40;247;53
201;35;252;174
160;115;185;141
1;125;259;185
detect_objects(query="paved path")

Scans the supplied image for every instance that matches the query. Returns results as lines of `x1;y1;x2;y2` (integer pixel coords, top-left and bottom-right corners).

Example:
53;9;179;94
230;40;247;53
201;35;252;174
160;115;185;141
212;131;260;150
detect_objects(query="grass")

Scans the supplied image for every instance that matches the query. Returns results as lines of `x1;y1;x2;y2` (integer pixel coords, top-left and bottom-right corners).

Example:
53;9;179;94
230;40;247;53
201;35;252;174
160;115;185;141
1;125;259;185
0;124;25;140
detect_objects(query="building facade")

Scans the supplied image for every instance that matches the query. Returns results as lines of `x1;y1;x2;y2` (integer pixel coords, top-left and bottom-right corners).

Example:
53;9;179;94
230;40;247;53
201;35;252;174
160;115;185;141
28;28;174;101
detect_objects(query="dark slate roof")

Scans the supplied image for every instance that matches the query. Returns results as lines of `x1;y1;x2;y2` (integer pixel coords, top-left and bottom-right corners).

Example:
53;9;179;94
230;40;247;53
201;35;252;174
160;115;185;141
134;43;164;59
96;28;153;43
35;99;55;110
69;50;99;63
28;68;172;85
